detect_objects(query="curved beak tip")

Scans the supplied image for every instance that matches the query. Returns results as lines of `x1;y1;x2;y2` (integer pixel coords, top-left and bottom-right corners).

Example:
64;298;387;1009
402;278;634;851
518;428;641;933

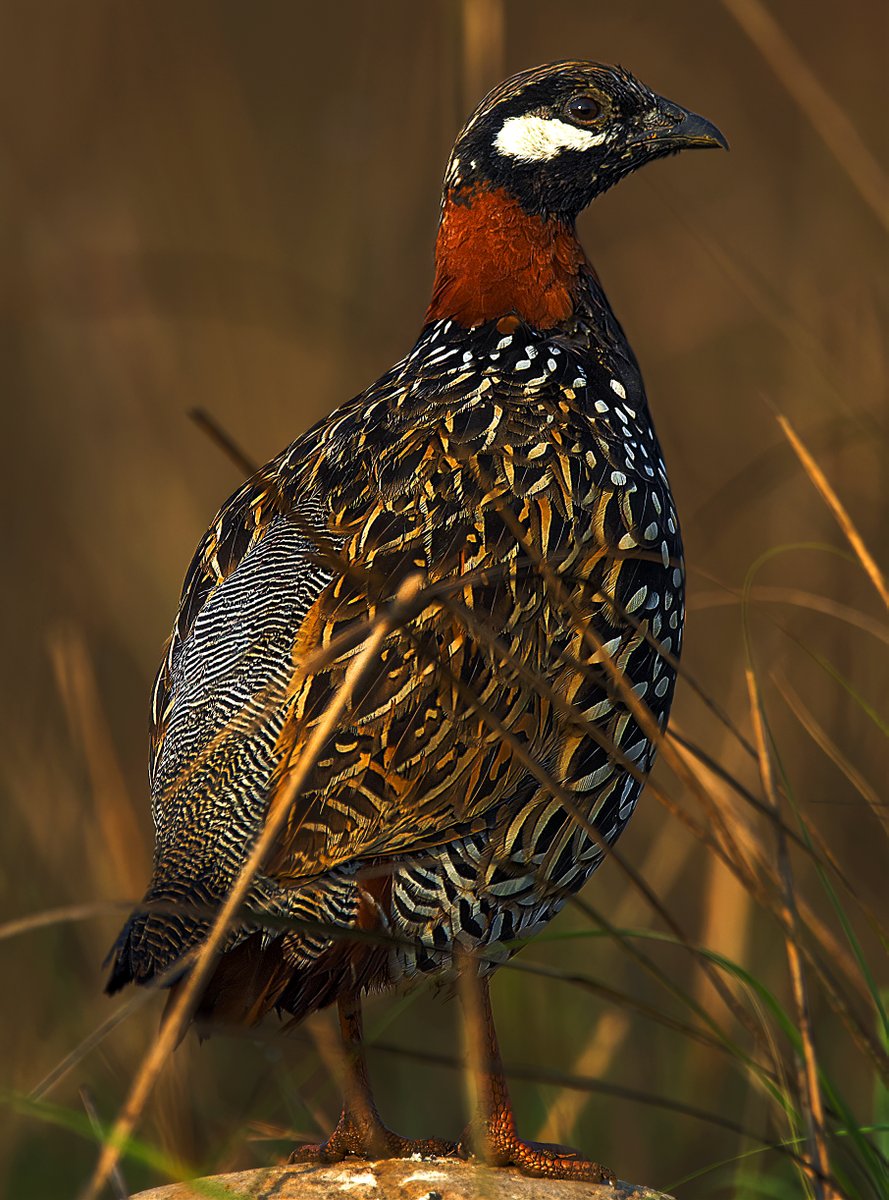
672;110;729;152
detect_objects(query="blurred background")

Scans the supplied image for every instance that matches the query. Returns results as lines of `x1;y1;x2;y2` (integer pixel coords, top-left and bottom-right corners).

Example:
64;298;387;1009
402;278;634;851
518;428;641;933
1;1;886;1196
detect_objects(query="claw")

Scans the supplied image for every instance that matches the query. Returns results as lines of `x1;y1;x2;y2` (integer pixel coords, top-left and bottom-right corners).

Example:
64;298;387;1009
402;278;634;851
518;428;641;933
290;1109;457;1165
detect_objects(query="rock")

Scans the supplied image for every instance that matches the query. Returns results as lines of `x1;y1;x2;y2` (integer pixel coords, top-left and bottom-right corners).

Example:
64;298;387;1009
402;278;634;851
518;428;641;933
131;1158;675;1200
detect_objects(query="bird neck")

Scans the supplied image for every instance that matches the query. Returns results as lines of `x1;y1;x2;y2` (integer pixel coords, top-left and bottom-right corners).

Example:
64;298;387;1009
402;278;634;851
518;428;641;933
425;184;593;330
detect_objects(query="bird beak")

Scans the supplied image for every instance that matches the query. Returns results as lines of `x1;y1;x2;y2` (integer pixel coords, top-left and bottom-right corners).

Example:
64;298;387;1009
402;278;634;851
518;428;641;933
643;105;729;152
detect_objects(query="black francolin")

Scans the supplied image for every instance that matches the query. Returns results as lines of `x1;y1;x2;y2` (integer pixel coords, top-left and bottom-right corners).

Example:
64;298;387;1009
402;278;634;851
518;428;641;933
107;61;726;1182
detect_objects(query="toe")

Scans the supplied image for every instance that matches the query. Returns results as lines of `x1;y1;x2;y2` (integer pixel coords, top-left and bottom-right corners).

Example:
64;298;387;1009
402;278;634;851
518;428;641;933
289;1135;352;1164
458;1129;615;1184
517;1147;616;1185
288;1143;323;1164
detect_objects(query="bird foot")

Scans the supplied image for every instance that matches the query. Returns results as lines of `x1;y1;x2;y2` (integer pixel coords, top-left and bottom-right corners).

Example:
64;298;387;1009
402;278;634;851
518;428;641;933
459;1123;616;1184
290;1106;457;1164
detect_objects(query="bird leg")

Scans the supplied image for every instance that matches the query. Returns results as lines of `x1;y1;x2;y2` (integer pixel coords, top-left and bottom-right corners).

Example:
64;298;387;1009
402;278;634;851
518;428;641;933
290;991;457;1164
457;971;616;1184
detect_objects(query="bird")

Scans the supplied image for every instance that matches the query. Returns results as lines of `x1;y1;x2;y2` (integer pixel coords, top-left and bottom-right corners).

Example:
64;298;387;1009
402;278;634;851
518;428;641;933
106;60;725;1183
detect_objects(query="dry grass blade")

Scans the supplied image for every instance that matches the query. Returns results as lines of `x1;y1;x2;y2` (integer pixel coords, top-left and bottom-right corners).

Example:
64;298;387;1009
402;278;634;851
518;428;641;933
49;625;150;888
3;11;884;1197
368;1033;814;1169
406;605;766;1049
689;585;889;646
537;831;699;1143
721;0;889;233
774;671;887;835
671;723;888;948
188;406;346;580
79;576;423;1200
189;407;259;478
696;733;882;957
31;991;154;1102
669;722;849;878
473;487;781;1044
460;0;505;112
515;952;737;1062
455;949;485;1159
535;1009;630;1146
423;616;822;1091
569;894;763;1068
668;730;889;1074
79;1087;128;1200
0;902;128;943
746;667;834;1200
771;408;889;609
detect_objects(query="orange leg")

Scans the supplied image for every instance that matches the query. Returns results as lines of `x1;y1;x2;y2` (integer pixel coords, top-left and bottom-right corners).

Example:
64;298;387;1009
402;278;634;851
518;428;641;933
290;992;456;1164
458;972;616;1184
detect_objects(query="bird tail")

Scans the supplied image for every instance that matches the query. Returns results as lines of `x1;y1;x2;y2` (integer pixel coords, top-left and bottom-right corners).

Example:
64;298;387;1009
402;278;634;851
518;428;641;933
104;865;387;1030
106;903;373;1030
104;873;224;994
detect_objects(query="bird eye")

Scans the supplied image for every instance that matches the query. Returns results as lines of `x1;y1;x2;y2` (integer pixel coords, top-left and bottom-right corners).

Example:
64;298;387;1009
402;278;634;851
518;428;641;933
566;94;601;125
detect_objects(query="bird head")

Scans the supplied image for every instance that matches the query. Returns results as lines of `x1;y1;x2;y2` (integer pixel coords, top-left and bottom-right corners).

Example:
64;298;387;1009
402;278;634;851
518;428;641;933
444;60;727;220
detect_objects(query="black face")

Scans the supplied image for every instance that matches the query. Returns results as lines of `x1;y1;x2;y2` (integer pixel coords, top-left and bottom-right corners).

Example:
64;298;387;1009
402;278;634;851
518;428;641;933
445;61;727;219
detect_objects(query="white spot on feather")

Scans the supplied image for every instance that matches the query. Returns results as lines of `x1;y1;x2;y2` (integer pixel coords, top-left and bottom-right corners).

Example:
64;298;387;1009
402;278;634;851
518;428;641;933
494;114;607;161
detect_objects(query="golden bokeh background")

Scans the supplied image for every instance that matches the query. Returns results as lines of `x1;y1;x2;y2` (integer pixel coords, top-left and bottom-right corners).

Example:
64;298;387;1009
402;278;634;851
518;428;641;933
1;2;886;1195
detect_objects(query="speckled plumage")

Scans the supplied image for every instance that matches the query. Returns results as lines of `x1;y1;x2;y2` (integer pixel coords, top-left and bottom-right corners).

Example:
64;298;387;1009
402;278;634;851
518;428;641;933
108;292;682;1009
106;58;724;1178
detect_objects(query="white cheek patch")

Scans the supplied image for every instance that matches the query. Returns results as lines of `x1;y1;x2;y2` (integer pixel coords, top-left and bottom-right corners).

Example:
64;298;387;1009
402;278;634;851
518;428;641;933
494;114;607;162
